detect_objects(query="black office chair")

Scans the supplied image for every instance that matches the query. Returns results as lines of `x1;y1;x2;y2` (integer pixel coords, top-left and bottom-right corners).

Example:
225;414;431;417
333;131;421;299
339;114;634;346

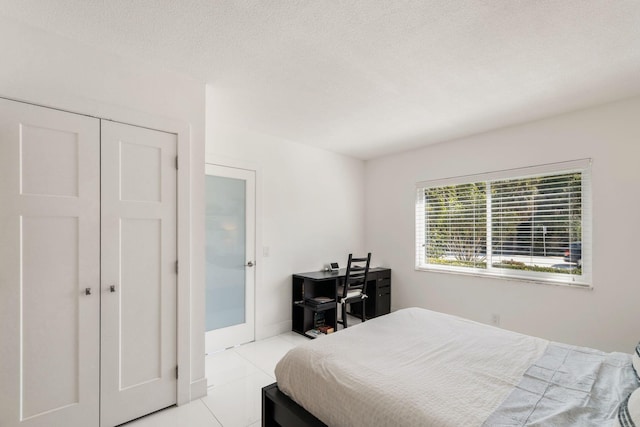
337;253;371;329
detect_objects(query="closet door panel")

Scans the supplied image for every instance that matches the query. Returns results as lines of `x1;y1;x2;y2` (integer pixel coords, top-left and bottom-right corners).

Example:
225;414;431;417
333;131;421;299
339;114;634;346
21;216;80;418
0;98;100;427
100;120;177;427
120;217;162;388
20;123;79;197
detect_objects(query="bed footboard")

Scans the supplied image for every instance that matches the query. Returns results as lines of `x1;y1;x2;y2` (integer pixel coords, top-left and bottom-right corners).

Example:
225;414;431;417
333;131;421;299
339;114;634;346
262;382;327;427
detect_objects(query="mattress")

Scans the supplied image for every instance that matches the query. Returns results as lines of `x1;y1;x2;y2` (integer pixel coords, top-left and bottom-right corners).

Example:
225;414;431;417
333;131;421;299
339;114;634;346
275;307;549;427
276;308;639;426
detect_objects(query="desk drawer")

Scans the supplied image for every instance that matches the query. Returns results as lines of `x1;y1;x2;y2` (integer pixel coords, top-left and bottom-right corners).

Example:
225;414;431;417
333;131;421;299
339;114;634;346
377;287;390;297
377;278;390;292
377;270;391;281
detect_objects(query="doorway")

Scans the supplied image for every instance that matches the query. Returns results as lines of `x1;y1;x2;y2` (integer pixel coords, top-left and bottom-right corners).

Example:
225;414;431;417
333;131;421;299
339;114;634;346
205;164;256;352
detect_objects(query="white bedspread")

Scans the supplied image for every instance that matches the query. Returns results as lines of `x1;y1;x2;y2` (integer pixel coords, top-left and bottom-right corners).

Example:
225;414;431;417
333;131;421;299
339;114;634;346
275;307;549;427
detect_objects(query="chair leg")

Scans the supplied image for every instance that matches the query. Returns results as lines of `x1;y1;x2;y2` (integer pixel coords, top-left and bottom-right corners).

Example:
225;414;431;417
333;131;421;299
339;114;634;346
342;303;348;329
361;300;366;323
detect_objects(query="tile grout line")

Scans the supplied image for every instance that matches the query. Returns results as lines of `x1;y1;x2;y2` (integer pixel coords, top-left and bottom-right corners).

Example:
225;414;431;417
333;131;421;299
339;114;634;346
197;398;226;427
231;348;277;380
231;336;294;379
205;347;264;390
202;333;307;426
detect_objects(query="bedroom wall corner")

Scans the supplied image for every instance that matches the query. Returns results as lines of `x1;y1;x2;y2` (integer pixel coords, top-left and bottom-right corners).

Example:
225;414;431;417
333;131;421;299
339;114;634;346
364;95;640;353
205;85;366;341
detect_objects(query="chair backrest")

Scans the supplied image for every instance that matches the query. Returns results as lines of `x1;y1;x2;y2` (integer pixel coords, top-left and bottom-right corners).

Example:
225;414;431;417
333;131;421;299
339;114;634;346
340;253;371;298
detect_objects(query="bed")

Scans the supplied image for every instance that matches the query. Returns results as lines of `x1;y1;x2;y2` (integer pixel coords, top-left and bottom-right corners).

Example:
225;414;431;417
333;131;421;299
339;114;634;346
262;307;639;427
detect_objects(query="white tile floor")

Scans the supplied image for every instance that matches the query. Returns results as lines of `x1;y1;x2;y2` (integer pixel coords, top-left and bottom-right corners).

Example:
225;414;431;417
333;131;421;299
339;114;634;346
124;315;362;427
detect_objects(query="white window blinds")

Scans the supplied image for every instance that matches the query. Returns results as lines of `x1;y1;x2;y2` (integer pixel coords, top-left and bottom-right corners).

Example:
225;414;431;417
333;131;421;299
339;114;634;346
422;182;487;269
415;160;591;286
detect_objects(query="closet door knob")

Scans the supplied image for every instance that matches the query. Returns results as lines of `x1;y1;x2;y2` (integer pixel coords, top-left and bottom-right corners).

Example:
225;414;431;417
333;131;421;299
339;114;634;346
110;285;116;293
85;287;92;296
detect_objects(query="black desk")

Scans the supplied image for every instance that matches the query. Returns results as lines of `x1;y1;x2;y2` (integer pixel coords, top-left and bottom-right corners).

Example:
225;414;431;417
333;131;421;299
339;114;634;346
291;267;391;337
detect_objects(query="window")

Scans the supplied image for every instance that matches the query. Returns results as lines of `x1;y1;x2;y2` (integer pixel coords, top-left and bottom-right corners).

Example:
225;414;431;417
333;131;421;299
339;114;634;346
415;160;591;286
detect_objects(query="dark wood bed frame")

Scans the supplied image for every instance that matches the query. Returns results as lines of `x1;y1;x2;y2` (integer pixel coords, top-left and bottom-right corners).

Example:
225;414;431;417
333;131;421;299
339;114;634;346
262;382;327;427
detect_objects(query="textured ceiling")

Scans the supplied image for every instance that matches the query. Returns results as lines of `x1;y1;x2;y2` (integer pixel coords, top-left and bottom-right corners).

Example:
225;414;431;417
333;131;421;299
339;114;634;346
2;1;640;159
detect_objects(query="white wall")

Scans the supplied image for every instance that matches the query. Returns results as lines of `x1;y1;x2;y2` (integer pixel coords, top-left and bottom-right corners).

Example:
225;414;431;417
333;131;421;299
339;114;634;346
0;18;207;399
365;96;640;353
206;86;365;339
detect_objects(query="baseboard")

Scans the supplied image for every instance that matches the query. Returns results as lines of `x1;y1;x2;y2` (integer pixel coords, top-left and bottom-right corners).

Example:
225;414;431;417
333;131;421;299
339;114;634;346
189;377;208;401
255;319;291;341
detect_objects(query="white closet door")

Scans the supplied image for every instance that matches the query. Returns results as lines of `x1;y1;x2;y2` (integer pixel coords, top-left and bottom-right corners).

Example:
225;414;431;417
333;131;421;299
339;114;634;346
0;99;101;427
100;120;178;427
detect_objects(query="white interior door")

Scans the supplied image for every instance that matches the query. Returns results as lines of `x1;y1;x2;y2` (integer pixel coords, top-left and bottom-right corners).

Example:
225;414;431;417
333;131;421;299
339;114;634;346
100;121;178;427
205;164;256;352
0;99;101;427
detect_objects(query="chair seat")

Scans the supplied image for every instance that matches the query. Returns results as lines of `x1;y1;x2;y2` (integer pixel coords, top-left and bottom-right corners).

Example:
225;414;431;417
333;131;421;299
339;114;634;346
337;286;364;302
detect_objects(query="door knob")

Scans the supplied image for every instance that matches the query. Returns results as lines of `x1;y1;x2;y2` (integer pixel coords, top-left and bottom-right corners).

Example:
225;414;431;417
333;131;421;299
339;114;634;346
110;285;116;293
246;261;254;267
85;287;92;296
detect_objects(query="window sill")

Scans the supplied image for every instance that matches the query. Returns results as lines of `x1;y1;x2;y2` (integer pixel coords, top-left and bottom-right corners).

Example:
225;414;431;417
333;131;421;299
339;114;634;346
415;265;593;290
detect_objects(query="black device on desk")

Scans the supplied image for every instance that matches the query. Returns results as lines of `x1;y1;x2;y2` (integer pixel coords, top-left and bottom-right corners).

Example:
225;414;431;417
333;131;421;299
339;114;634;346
291;267;391;338
329;262;339;272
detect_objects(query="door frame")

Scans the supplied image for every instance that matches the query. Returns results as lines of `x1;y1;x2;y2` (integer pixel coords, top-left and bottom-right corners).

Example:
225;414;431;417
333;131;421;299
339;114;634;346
204;163;256;351
204;155;262;352
0;95;198;406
